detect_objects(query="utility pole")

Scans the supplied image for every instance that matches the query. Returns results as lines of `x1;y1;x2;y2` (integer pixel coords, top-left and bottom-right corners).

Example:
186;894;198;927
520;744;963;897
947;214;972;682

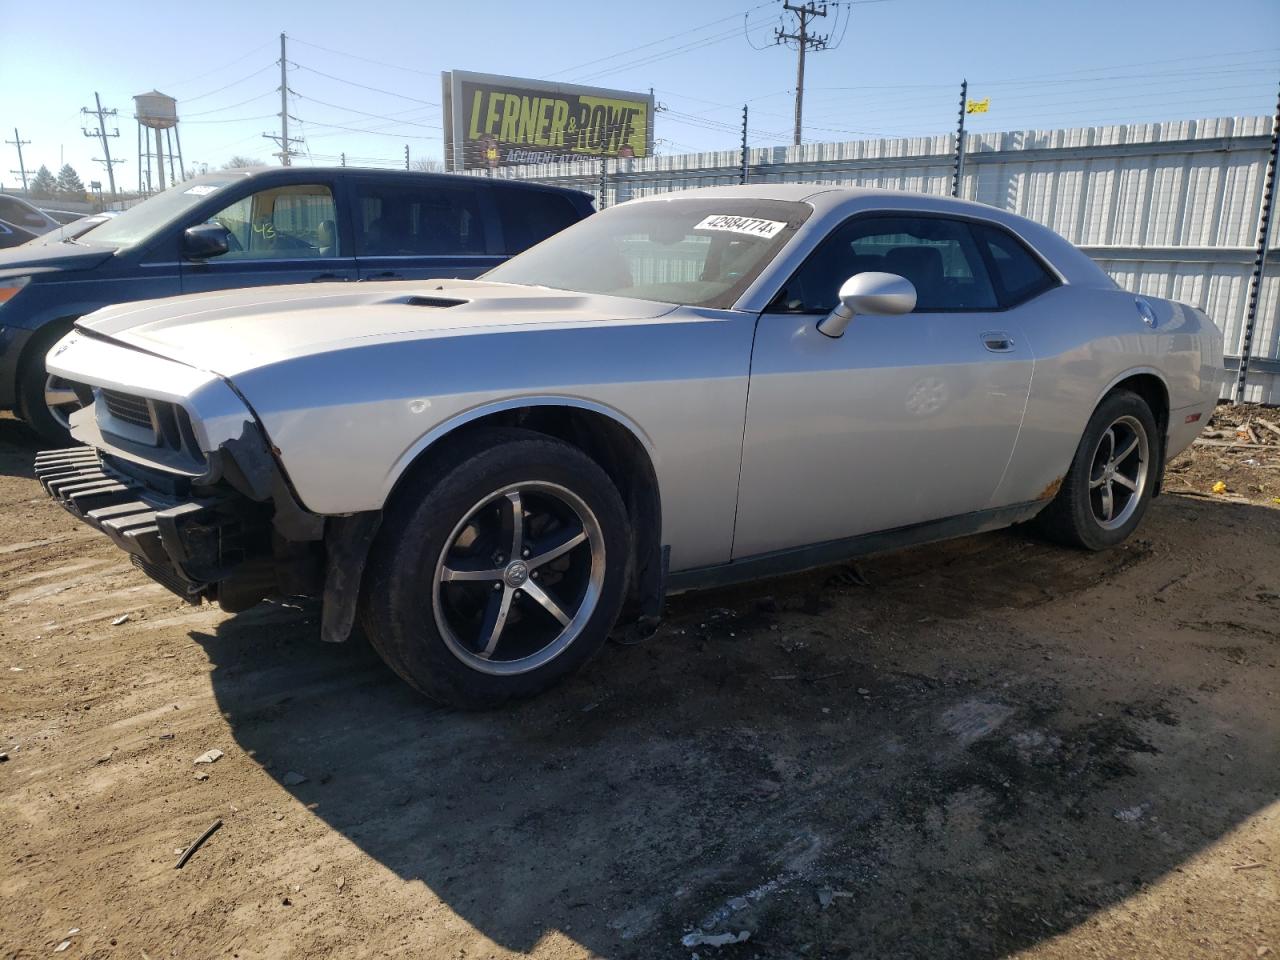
775;1;829;147
951;79;968;198
740;105;749;184
263;33;303;165
82;93;121;198
6;129;30;191
1234;77;1280;403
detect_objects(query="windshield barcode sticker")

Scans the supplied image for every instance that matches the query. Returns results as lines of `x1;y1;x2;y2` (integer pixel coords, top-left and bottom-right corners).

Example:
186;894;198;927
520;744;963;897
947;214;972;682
693;215;786;239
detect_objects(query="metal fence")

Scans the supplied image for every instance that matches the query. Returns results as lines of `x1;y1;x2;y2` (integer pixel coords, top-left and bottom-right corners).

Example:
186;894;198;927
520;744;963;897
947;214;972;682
478;115;1280;403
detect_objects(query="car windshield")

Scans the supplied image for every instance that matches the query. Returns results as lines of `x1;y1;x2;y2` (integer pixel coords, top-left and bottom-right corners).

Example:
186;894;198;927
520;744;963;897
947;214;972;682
485;198;811;309
80;177;241;248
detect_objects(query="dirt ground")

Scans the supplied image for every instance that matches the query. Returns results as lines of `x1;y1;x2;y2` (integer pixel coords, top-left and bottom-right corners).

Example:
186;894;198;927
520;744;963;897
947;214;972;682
1;409;1277;960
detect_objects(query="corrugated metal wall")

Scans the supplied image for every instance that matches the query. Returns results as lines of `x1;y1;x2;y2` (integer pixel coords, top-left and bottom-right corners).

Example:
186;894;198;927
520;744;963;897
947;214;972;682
485;115;1279;402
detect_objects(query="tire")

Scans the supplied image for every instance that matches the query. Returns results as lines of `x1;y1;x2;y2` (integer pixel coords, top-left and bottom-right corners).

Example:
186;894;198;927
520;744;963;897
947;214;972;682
1032;389;1160;551
359;428;631;708
16;323;77;447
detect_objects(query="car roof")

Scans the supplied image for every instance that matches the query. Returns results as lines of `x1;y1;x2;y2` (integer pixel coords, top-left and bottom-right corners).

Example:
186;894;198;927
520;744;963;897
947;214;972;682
205;166;592;200
626;183;1112;288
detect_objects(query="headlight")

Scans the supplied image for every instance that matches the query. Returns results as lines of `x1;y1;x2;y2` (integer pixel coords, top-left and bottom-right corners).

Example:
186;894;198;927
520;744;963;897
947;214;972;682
0;276;31;307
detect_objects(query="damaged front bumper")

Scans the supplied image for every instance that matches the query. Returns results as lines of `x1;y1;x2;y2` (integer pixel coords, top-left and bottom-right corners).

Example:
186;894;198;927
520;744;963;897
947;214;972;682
38;328;380;642
35;445;277;609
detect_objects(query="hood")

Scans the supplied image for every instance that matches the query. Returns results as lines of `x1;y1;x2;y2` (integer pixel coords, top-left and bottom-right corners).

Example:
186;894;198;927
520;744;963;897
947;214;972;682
76;279;677;377
0;240;116;277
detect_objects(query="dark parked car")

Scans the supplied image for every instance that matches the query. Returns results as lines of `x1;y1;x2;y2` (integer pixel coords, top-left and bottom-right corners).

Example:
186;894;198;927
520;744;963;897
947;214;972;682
0;220;38;250
0;167;593;441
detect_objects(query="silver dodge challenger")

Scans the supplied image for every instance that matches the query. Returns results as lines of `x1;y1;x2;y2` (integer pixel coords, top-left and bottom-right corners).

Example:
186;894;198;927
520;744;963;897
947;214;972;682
36;185;1222;707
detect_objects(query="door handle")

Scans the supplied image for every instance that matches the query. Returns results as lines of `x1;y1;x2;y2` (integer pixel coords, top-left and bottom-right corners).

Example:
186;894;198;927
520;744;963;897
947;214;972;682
981;331;1016;352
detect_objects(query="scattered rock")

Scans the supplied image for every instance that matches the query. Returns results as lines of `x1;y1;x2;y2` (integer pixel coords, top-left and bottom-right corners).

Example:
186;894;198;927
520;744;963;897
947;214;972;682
0;753;8;762
681;930;750;948
158;732;174;741
818;888;834;908
1114;804;1148;823
857;688;871;696
337;876;347;892
111;614;130;626
281;771;308;786
53;941;71;953
193;749;223;765
194;772;209;782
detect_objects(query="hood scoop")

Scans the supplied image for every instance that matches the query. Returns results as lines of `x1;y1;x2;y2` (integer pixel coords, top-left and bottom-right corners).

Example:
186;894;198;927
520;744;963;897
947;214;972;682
402;295;468;309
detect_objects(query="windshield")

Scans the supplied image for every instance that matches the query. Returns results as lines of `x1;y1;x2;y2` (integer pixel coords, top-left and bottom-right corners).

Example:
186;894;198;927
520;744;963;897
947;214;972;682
82;178;240;248
485;198;811;309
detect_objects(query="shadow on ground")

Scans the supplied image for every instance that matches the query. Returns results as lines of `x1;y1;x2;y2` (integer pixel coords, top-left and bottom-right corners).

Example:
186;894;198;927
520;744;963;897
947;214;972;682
0;415;40;480
195;495;1280;958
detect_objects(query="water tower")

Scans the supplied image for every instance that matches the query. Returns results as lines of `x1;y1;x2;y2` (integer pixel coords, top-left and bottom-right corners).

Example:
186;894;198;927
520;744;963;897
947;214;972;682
134;91;184;193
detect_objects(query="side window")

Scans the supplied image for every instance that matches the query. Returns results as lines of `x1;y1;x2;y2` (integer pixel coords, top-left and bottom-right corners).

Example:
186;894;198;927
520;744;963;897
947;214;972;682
495;189;580;254
353;181;486;257
207;184;337;259
777;215;998;313
974;224;1058;307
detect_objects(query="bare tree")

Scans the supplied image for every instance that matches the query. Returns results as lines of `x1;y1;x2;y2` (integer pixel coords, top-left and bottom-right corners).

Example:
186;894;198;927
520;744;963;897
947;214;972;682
222;156;265;170
411;158;446;173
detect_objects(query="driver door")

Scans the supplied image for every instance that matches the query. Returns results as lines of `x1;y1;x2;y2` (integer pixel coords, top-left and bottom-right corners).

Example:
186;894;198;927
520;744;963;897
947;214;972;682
180;181;357;292
732;214;1033;559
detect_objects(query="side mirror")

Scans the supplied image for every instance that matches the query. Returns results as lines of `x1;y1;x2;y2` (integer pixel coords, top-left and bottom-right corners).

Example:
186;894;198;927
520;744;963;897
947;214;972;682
817;272;917;338
182;223;231;260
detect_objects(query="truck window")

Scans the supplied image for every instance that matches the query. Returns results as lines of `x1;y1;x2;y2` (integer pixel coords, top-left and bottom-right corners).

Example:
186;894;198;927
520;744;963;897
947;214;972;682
354;180;486;256
495;189;581;255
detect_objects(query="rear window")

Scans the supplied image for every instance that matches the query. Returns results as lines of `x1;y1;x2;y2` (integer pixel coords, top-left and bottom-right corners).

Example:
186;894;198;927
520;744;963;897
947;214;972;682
495;188;582;254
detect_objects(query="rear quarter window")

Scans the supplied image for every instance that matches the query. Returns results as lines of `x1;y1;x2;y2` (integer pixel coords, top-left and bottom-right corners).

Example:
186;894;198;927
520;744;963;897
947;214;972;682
495;189;582;255
975;223;1059;307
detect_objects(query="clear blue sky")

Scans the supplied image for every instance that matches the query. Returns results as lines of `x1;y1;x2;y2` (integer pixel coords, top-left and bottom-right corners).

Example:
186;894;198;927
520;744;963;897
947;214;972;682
1;0;1277;191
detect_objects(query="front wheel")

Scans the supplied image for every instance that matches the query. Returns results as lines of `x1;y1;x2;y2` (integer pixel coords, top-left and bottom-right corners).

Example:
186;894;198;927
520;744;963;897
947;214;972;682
359;429;631;708
1032;389;1159;550
16;325;78;446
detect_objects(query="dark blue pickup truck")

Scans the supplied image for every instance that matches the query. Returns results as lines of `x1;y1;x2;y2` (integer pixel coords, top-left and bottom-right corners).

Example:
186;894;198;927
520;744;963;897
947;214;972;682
0;167;593;442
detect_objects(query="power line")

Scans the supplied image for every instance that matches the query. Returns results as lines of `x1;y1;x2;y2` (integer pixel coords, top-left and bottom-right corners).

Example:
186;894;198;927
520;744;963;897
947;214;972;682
181;64;276;104
292;92;440;127
183;92;277;117
574;17;777;84
550;2;774;79
291;63;439;106
161;41;275;90
288;36;441;78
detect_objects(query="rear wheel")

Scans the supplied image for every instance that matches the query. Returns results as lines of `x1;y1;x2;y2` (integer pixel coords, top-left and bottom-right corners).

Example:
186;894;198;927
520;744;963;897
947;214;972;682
1032;389;1159;550
359;429;631;708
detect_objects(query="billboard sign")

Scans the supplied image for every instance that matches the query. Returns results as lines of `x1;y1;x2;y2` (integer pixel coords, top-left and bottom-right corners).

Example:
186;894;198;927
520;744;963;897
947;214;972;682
442;70;653;170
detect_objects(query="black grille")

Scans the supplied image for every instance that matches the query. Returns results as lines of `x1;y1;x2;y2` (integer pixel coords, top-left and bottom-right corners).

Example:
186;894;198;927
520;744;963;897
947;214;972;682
101;389;153;429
